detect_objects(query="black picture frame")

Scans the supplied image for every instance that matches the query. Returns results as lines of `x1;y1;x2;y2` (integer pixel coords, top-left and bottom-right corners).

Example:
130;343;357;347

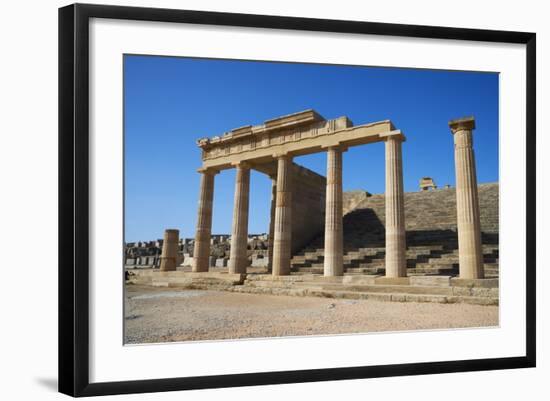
58;3;536;397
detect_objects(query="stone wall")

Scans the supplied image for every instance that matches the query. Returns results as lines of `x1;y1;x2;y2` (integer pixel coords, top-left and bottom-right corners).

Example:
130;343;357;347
342;190;371;215
302;182;499;251
352;182;499;233
290;163;326;254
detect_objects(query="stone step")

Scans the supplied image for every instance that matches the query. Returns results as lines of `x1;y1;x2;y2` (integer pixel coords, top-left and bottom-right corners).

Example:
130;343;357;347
408;267;458;275
428;258;458;265
344;267;385;274
294;262;496;274
244;277;498;298
229;285;497;306
296;247;501;260
407;245;446;251
291;256;323;263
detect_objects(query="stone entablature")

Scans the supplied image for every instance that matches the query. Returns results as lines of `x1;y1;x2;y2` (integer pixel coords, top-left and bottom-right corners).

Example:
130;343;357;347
196;109;399;172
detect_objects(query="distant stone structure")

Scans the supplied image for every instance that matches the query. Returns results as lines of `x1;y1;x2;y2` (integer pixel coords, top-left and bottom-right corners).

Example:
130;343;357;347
124;233;269;269
124;241;161;268
419;177;437;191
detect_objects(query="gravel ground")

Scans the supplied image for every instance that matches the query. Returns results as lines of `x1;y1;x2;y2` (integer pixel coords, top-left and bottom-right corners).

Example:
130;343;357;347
124;284;499;344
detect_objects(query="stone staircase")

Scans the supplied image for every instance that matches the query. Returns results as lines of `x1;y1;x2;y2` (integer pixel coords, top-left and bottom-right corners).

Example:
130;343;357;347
290;244;499;277
229;274;498;305
129;183;499;305
290;183;499;278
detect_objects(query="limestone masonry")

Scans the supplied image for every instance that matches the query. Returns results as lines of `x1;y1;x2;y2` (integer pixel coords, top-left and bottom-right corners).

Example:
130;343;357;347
126;110;499;305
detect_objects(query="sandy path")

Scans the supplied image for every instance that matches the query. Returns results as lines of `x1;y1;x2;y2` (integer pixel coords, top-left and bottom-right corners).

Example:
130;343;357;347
124;284;498;344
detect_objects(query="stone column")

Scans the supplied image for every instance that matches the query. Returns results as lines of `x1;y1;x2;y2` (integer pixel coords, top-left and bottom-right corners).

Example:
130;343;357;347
384;133;407;277
272;154;293;276
323;146;344;276
228;163;251;274
159;229;179;271
192;169;217;273
449;117;484;279
267;177;277;272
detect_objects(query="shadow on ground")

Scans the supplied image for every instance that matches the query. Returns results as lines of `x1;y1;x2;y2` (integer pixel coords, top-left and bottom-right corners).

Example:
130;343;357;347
35;377;57;392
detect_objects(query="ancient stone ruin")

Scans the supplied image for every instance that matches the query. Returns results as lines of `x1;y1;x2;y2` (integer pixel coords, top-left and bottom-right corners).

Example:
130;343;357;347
126;111;498;305
125;233;270;269
419;177;437;191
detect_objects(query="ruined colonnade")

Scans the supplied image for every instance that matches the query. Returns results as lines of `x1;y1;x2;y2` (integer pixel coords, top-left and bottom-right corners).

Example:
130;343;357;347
188;110;484;280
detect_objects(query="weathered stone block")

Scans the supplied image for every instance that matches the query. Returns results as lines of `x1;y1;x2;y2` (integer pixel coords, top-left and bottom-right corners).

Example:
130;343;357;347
451;278;499;288
452;287;472;296
375;277;410;286
471;287;500;298
342;275;379;285
367;293;392;302
410;276;451;287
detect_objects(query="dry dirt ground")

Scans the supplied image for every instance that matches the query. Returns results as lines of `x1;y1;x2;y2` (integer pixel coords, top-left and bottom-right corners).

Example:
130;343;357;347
124;284;499;344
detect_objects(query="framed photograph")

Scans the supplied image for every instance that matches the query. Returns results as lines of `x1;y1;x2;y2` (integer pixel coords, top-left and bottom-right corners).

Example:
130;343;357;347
58;3;536;397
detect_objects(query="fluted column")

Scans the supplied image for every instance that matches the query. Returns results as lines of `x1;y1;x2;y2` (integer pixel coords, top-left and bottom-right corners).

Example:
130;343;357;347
159;229;179;271
267;177;277;272
449;117;484;279
192;169;217;272
384;133;407;277
228;163;251;274
324;146;344;276
272;155;293;276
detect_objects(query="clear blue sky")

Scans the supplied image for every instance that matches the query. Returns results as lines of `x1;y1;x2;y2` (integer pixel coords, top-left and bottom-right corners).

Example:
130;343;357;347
124;55;498;242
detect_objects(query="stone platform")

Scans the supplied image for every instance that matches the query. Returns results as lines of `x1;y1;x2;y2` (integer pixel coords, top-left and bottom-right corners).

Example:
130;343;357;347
126;269;498;306
126;269;245;289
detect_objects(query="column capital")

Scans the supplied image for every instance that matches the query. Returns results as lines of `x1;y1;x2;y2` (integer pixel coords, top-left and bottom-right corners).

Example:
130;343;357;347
321;144;348;152
272;152;292;160
449;116;476;134
231;160;251;169
380;129;406;142
197;167;219;175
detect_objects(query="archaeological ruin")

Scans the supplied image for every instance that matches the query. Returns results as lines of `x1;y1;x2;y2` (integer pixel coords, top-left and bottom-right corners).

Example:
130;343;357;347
126;110;499;305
